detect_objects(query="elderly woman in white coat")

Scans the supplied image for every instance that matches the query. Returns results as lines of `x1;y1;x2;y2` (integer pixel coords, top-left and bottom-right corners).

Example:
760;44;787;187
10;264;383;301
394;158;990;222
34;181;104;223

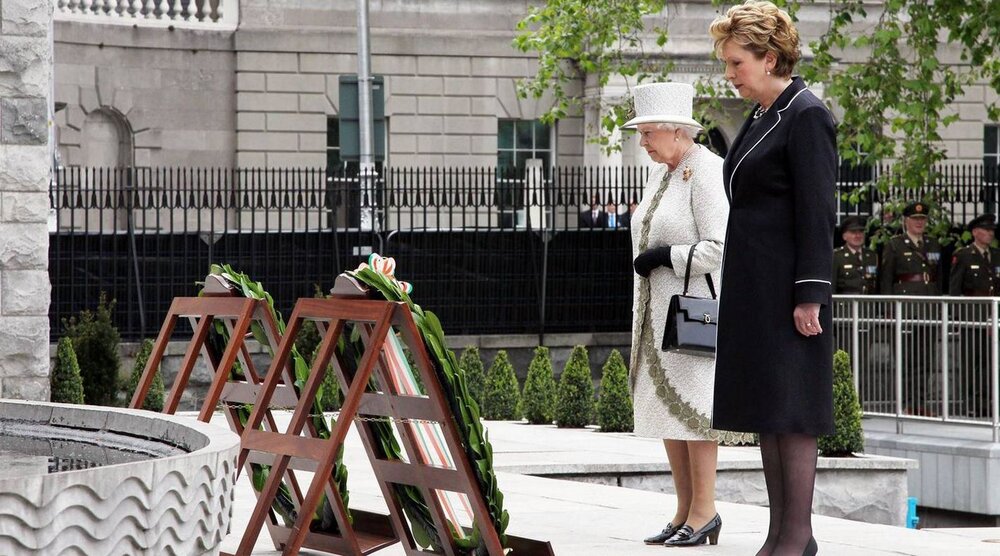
625;82;753;548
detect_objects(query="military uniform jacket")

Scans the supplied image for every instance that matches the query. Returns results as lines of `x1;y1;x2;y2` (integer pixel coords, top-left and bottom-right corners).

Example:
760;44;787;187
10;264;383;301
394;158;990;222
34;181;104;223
879;234;942;295
949;245;1000;296
833;246;878;294
713;77;836;436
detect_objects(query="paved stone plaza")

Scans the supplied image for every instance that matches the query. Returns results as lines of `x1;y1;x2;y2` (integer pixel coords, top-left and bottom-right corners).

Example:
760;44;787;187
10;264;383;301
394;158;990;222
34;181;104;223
213;415;1000;555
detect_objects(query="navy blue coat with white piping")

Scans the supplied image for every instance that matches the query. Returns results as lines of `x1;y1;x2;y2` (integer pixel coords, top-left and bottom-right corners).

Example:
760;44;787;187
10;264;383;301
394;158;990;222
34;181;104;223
712;77;837;435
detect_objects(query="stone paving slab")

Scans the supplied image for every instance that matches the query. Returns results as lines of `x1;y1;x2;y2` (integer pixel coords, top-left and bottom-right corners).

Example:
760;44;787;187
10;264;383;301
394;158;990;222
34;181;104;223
210;414;999;555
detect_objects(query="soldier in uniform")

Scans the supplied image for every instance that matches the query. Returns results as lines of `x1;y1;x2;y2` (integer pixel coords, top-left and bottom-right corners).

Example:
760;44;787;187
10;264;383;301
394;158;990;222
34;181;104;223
879;201;943;415
833;215;882;408
950;214;1000;296
879;201;943;295
948;214;999;416
833;215;878;294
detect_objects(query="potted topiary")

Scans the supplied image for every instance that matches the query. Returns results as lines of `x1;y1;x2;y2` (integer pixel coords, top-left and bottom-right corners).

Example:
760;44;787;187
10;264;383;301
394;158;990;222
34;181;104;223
458;346;487;407
819;350;865;457
62;292;121;406
597;349;633;432
556;345;595;428
522;346;557;424
125;339;165;411
482;350;521;420
51;337;85;404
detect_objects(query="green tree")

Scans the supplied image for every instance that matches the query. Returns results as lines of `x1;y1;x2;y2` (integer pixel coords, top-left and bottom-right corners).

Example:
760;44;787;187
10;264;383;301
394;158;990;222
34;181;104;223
482;350;522;420
555;345;596;428
62;292;121;406
819;350;864;457
596;349;633;432
522;346;558;424
51;337;85;404
125;339;165;411
517;0;1000;242
458;346;487;407
804;1;1000;246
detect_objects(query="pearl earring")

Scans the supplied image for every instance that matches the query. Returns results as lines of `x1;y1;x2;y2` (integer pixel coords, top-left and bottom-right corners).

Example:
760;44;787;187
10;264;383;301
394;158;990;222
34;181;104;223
766;70;771;75
674;137;679;142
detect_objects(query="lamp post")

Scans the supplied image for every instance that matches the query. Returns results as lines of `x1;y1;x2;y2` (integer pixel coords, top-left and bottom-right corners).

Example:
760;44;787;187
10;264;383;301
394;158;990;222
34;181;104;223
356;0;377;234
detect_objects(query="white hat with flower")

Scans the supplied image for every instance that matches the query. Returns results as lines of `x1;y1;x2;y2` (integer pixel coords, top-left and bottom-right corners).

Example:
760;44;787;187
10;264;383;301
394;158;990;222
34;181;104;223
621;82;704;130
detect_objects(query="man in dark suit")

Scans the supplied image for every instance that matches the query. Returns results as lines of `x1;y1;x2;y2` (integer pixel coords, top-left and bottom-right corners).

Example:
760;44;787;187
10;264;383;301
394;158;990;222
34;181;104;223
833;215;878;294
603;202;622;229
948;213;999;416
579;195;604;228
621;201;638;229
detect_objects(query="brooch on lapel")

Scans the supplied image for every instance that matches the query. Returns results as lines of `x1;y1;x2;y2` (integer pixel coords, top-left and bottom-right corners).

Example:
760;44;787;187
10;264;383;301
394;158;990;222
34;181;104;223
682;167;693;181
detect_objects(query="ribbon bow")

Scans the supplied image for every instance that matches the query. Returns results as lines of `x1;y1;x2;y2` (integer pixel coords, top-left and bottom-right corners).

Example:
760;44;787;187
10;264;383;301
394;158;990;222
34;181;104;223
355;253;414;294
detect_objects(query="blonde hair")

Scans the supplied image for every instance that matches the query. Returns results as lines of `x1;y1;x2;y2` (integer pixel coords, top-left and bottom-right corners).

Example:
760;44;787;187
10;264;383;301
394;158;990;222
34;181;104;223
709;1;800;77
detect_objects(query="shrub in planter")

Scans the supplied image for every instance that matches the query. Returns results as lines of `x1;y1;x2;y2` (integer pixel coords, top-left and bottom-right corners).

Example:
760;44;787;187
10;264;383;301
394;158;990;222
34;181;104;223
819;350;865;457
62;292;121;406
482;350;521;420
125;339;165;411
597;349;633;432
522;346;557;424
51;337;85;404
556;345;595;428
458;346;487;406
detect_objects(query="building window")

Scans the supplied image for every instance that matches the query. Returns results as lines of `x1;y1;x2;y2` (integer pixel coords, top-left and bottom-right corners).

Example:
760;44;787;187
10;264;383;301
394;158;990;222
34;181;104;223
836;140;876;220
497;119;552;172
984;125;1000;212
985;124;1000;171
327;117;345;171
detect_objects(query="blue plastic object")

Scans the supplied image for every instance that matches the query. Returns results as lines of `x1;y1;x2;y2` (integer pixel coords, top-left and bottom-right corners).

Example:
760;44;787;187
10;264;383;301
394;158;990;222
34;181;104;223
906;497;920;529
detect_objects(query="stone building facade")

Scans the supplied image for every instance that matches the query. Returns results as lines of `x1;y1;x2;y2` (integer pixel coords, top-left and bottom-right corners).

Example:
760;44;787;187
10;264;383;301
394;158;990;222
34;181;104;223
1;0;54;400
51;0;1000;171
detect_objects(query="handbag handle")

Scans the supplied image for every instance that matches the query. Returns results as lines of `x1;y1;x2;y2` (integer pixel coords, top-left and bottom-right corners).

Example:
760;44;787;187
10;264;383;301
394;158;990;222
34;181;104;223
681;244;718;299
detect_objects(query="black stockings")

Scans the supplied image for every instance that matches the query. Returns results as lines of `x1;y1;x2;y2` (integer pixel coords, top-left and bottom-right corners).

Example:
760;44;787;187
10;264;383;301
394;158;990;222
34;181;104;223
756;433;818;556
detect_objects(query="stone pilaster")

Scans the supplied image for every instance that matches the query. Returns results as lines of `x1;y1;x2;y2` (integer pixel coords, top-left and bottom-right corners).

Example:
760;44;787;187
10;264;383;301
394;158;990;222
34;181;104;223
0;0;53;401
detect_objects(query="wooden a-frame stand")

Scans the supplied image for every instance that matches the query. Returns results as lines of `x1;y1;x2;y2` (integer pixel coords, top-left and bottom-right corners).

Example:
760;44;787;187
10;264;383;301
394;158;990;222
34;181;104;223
132;273;553;556
231;275;552;555
129;275;396;553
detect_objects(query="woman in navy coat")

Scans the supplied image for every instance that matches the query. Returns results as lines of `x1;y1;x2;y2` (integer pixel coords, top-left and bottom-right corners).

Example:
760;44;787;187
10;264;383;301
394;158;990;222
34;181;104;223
710;2;837;555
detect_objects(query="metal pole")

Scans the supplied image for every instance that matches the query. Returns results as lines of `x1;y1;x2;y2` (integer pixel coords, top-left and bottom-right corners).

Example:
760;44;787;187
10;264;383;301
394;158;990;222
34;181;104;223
992;299;999;442
940;300;949;420
895;299;904;433
356;0;377;234
851;298;860;393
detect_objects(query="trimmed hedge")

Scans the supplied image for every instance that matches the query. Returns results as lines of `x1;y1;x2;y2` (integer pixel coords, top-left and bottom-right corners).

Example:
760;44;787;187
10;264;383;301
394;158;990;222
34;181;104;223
458;346;487;407
51;337;85;404
597;349;633;432
125;339;164;411
819;350;864;457
62;292;121;406
482;350;521;420
556;345;595;428
522;346;557;424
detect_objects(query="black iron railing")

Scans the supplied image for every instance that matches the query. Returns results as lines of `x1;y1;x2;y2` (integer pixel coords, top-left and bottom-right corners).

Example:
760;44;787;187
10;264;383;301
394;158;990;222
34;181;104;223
49;164;999;341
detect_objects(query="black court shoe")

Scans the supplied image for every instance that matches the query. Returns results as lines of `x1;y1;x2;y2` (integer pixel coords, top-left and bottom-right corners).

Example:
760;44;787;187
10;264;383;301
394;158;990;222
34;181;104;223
643;523;680;545
803;537;818;556
663;514;722;547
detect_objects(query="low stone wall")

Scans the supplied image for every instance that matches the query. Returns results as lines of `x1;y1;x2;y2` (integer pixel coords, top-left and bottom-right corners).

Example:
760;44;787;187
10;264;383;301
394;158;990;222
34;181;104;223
0;400;239;555
501;454;917;527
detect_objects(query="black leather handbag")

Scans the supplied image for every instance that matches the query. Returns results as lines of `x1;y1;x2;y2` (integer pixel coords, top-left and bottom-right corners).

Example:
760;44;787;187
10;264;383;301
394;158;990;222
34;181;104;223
662;244;718;357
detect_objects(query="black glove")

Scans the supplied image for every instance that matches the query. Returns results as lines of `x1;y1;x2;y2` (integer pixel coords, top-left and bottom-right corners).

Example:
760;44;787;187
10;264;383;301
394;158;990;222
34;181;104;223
633;246;673;277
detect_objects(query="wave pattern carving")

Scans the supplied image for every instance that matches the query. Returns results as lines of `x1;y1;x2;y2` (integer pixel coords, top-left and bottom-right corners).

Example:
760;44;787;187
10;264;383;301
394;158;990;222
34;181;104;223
0;402;238;556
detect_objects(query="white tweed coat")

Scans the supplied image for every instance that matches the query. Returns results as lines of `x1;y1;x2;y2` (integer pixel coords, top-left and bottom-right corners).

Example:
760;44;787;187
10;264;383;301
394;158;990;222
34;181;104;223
629;145;749;443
